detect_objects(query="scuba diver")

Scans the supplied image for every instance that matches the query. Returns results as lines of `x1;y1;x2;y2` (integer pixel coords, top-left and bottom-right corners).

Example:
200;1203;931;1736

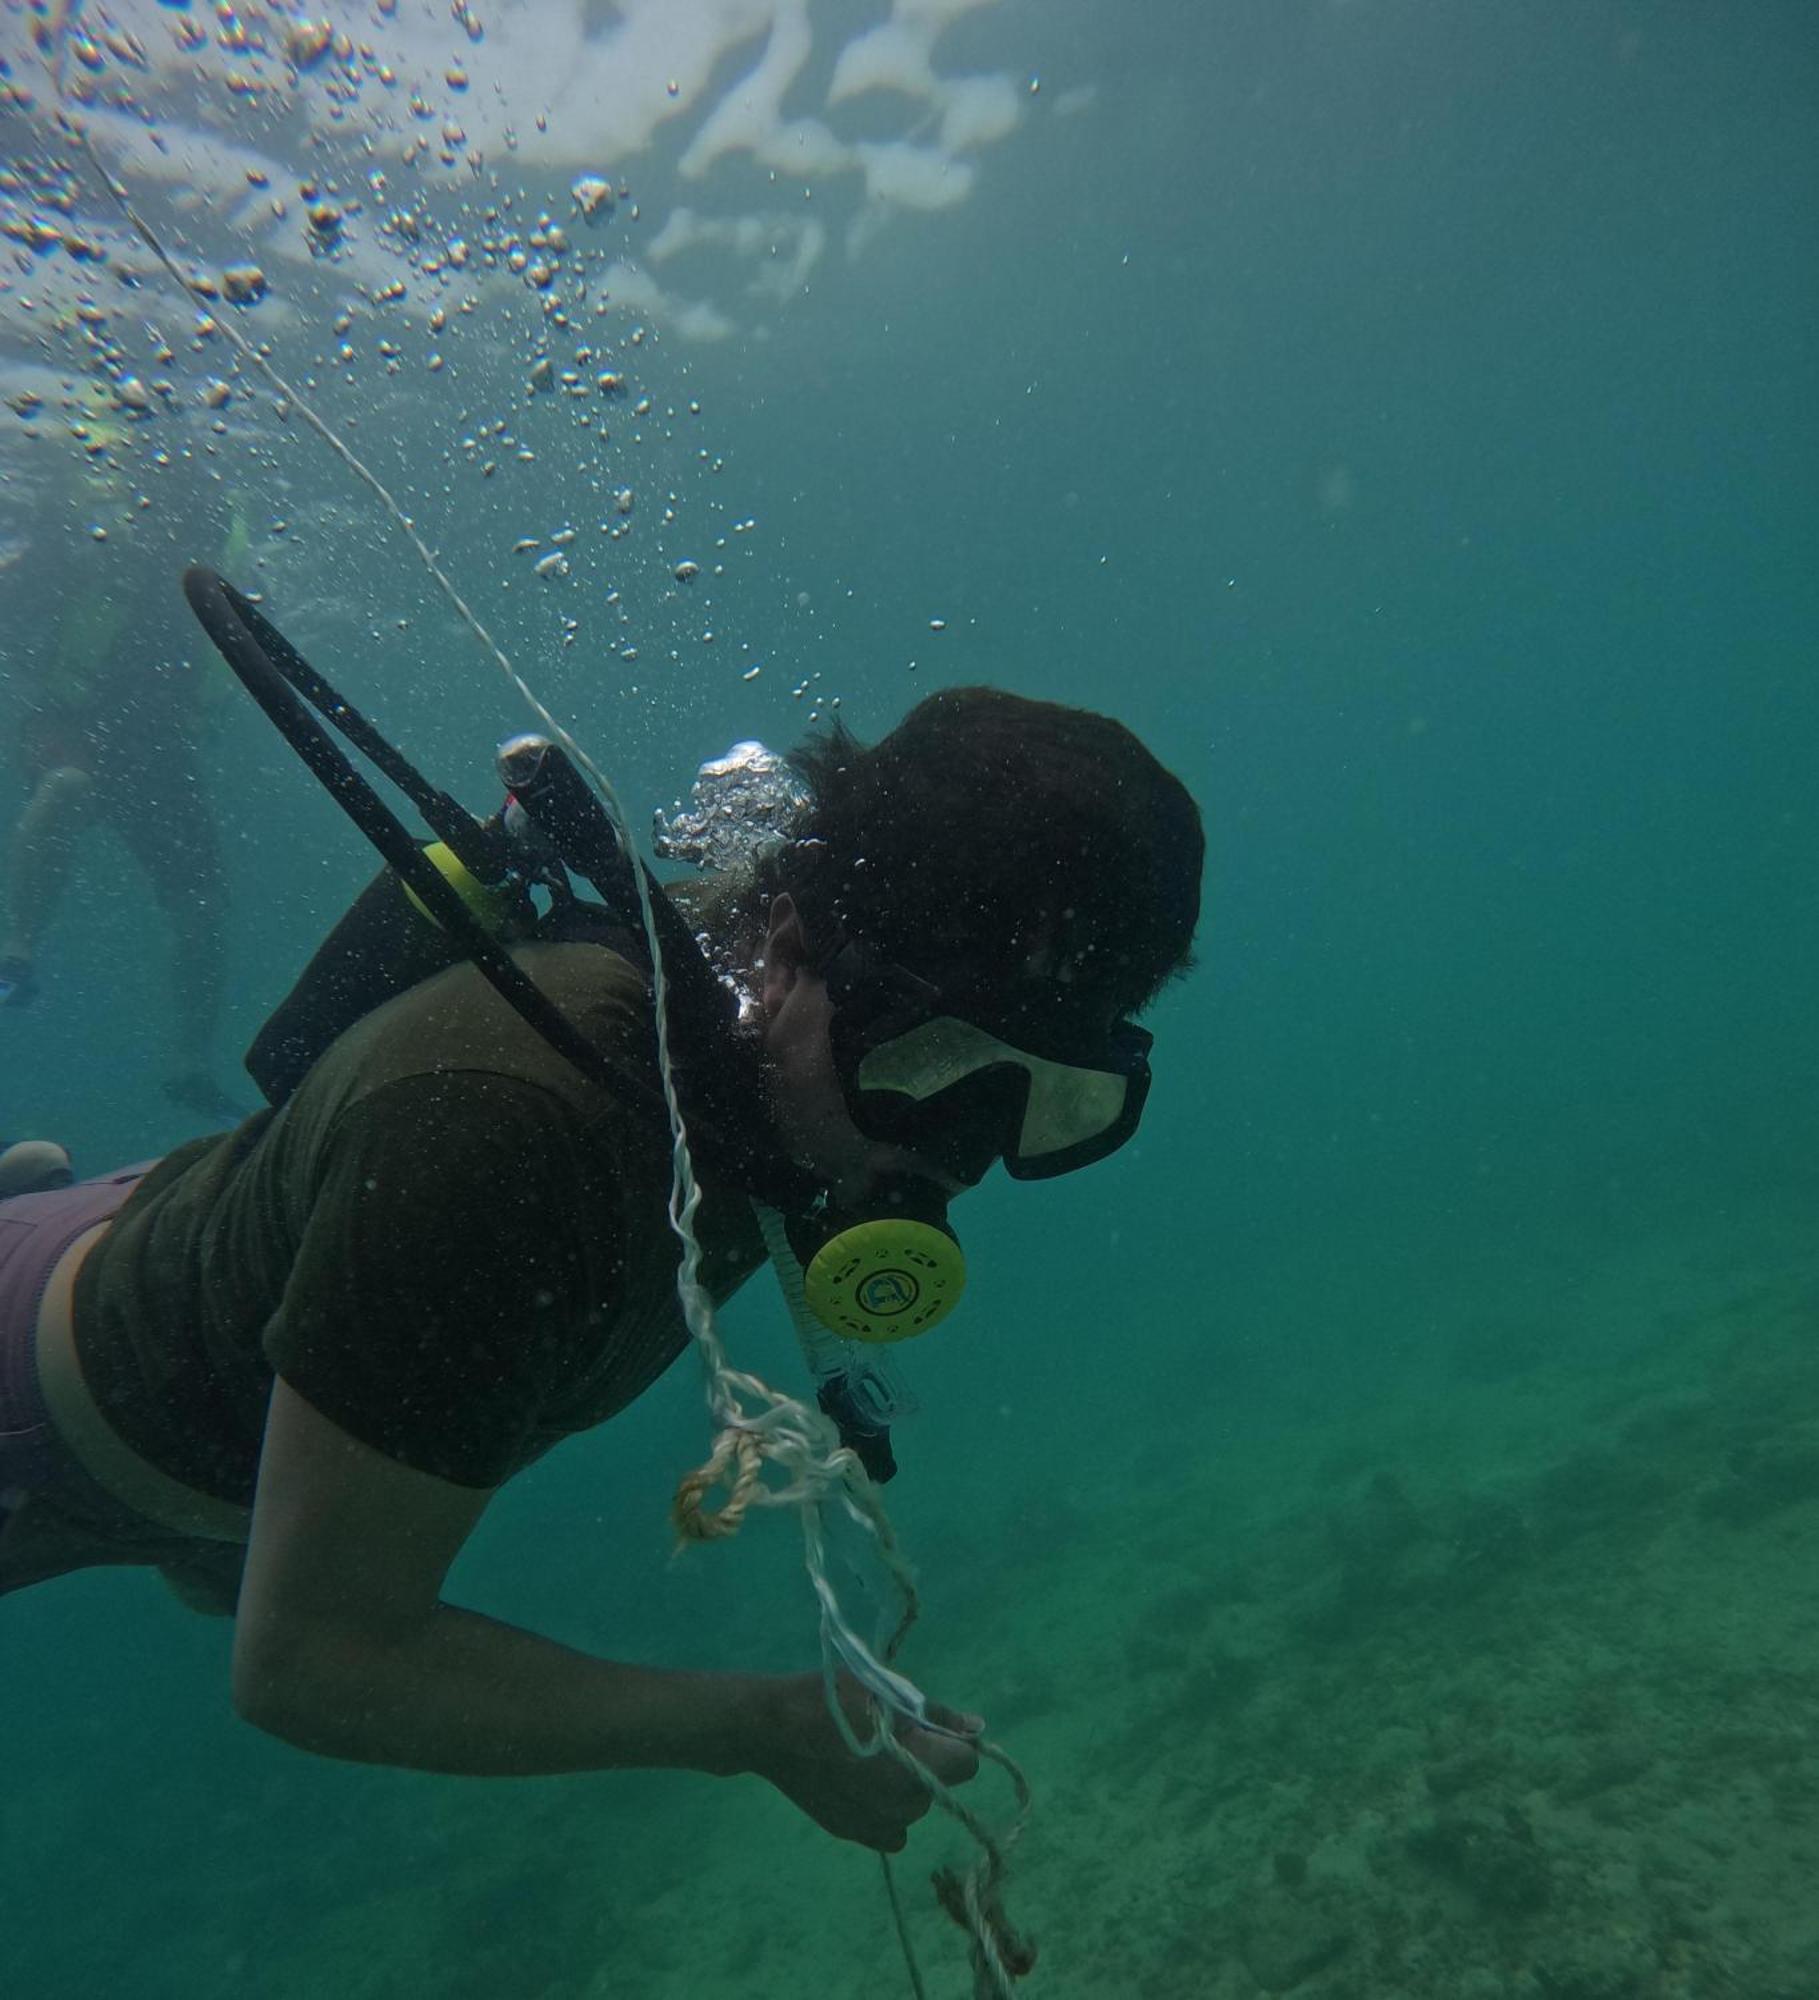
0;572;1203;1854
0;426;245;1123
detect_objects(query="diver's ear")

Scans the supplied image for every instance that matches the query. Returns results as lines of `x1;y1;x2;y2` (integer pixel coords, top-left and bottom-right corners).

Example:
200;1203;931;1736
759;894;809;1013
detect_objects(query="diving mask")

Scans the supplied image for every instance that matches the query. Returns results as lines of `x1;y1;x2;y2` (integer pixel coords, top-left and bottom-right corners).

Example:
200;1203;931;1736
823;941;1153;1188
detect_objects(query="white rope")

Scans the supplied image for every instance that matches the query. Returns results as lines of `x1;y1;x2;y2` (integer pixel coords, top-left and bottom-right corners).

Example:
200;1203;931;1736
61;111;1029;1996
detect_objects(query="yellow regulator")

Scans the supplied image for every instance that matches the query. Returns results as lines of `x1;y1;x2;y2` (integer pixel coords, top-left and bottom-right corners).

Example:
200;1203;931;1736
801;1214;966;1344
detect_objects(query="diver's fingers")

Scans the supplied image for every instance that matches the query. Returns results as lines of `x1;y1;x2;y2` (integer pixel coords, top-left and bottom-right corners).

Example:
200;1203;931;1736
908;1702;983;1785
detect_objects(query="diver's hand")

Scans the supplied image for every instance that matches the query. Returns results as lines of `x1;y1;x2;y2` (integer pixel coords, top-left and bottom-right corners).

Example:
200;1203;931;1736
749;1669;983;1851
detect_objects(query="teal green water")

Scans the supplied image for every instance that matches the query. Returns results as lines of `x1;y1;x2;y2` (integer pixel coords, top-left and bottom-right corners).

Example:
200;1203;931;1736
3;4;1816;1996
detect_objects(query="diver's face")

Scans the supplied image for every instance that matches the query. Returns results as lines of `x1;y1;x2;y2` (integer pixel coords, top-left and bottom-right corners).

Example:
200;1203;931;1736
758;897;962;1206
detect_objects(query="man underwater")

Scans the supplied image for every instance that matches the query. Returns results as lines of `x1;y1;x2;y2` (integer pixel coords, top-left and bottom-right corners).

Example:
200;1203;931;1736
0;681;1203;1853
0;434;244;1122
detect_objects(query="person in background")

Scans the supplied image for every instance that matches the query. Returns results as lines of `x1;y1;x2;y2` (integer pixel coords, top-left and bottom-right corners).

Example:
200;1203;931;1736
0;414;245;1124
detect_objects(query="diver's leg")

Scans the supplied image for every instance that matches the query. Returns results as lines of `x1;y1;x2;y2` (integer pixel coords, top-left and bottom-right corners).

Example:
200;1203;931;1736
163;862;228;1078
109;755;241;1121
1;765;96;1006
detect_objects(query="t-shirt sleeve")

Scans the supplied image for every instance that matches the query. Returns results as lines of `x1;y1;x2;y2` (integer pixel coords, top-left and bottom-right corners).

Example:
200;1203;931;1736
262;1072;623;1486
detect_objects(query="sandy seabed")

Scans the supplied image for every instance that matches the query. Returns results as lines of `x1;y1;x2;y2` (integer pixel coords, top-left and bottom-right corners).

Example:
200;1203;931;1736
7;1187;1816;2000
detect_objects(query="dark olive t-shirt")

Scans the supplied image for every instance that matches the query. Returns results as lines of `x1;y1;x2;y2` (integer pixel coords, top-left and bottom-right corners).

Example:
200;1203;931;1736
73;942;767;1503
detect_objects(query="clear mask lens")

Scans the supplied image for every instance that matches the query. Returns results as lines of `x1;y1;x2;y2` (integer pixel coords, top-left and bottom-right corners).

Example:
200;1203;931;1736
853;1014;1143;1174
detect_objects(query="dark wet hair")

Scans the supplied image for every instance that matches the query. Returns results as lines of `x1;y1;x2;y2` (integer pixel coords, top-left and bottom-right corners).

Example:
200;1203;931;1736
775;687;1203;1021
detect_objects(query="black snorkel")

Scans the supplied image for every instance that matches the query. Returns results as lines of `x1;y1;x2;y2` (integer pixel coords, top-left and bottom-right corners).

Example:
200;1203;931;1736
184;567;638;1101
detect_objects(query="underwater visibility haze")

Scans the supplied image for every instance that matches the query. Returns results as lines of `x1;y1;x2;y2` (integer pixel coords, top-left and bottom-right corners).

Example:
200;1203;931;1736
2;1;1817;1995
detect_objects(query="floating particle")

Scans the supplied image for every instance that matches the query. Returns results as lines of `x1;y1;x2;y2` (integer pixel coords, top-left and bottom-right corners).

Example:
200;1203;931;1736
285;20;334;71
597;371;626;397
928;617;947;632
446;67;469;92
220;264;267;306
528;356;553;394
114;376;152;414
613;487;634;516
742;665;761;681
667;79;680;98
103;26;148;68
672;559;699;583
203;378;232;409
533;551;569;579
512;537;542;554
307;201;342;238
550;526;577;546
8;390;43;418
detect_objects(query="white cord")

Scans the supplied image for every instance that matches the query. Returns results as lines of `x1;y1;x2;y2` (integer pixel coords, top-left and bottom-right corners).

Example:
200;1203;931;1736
64;115;1028;1995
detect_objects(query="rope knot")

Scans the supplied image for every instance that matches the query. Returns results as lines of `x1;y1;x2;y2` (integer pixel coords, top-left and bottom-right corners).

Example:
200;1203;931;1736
671;1424;766;1542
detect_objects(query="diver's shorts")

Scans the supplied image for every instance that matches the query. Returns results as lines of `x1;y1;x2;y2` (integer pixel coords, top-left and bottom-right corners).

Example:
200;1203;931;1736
0;1164;178;1592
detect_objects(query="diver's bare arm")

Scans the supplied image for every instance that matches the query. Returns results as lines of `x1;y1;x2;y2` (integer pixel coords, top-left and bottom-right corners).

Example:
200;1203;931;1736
231;1379;767;1777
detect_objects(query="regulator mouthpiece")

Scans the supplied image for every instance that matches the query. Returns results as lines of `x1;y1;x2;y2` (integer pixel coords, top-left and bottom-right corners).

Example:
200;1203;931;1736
794;1184;966;1344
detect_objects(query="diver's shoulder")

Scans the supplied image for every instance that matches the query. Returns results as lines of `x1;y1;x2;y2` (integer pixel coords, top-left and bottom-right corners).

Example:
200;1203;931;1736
291;937;654;1116
509;937;654;1050
513;937;650;1008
